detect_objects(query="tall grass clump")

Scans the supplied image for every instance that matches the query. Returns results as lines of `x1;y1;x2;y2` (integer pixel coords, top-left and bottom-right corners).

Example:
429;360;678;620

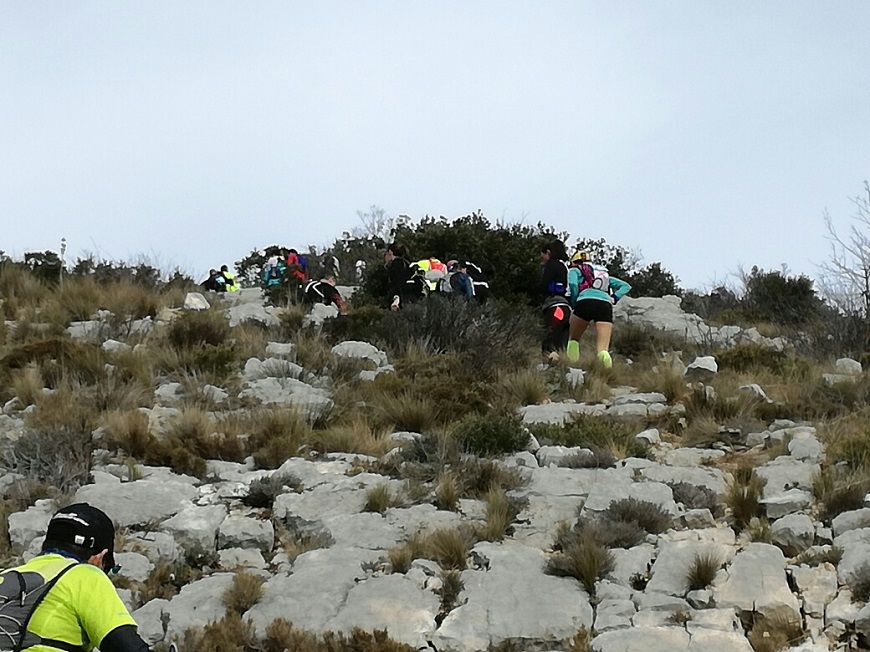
813;465;870;523
363;483;401;514
434;471;461;511
747;614;805;652
725;467;766;531
247;408;312;469
478;487;523;542
423;527;475;571
222;569;265;615
546;526;614;596
370;391;441;433
685;551;722;591
498;367;549;406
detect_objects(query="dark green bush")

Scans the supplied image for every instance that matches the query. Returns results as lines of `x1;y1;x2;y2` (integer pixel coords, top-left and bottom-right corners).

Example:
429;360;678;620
377;295;539;380
453;413;529;457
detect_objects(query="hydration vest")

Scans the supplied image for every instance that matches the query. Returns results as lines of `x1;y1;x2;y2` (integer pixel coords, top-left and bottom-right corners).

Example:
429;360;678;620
0;562;80;652
578;263;611;293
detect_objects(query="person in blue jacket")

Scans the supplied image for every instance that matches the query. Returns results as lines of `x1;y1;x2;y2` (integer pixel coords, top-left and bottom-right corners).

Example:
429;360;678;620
565;250;631;368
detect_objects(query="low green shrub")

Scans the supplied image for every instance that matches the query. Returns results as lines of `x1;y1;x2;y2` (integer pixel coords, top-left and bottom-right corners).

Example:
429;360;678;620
529;415;647;459
602;498;673;535
453;412;529;457
243;473;302;509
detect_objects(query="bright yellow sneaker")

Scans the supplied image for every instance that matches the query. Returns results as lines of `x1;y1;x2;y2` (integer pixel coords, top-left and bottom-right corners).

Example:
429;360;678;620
597;350;612;369
566;340;580;362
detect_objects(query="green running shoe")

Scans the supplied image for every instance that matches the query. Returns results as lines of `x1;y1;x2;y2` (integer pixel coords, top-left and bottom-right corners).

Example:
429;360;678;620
597;350;612;369
566;340;580;362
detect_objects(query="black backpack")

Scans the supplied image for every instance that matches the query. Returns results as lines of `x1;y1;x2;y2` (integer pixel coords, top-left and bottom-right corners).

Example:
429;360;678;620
0;563;80;652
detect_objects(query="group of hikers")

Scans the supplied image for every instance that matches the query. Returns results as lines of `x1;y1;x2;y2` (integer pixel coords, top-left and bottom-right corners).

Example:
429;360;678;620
382;239;630;366
382;243;491;311
200;238;630;367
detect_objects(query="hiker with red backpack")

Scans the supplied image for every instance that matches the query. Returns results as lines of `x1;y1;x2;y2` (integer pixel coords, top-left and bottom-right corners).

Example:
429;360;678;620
539;239;572;360
565;250;631;368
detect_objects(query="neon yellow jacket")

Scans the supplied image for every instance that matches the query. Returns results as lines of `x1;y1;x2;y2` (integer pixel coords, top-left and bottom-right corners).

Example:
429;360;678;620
1;554;137;651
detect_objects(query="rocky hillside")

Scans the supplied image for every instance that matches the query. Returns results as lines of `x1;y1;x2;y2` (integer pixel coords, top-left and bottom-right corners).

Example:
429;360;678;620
2;289;869;651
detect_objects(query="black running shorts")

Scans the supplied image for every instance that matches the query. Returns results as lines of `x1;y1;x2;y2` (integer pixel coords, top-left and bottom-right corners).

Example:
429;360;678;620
573;298;613;323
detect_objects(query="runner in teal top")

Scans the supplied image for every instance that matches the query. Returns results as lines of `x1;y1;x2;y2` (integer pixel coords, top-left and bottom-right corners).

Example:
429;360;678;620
565;250;631;367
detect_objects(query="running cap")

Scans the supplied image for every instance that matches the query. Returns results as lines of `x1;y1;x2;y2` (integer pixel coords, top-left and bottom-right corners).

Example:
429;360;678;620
44;503;115;569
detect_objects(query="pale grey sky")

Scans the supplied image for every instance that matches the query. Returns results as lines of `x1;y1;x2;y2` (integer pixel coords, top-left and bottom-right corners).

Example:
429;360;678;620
2;2;869;289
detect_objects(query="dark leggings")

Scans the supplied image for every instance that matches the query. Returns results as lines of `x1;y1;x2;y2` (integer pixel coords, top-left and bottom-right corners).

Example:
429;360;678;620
542;304;570;353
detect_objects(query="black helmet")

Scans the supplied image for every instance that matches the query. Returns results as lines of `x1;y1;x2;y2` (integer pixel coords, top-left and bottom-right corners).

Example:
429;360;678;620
44;503;116;571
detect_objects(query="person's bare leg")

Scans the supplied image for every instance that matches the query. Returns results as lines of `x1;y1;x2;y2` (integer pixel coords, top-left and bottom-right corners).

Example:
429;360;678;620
566;314;590;362
595;321;614;368
569;314;590;341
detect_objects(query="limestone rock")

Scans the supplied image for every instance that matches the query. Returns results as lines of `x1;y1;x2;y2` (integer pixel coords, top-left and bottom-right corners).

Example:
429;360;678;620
684;356;718;382
431;542;593;652
160;504;228;551
247;547;382;636
331;341;388;367
832;508;870;537
790;563;837;618
714;543;800;620
835;357;862;376
75;478;199;528
770;513;814;554
519;402;606;425
7;499;55;549
329;574;439;648
115;551;155;583
163;573;235;639
183;292;210;310
226;302;280;328
218;514;274;552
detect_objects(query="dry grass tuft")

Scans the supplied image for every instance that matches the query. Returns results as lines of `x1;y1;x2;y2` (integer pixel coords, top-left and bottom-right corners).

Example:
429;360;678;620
546;528;615;596
247;408;312;469
372;391;442;433
685;551;722;591
222;569;265;615
498;367;549;406
849;563;870;602
747;613;806;652
477;487;519;542
387;534;425;574
423;527;475;571
10;366;44;406
434;471;461;511
310;417;393;457
725;467;766;531
363;483;401;514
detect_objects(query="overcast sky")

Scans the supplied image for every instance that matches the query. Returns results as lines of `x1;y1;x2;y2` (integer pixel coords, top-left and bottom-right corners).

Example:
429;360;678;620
2;2;869;289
